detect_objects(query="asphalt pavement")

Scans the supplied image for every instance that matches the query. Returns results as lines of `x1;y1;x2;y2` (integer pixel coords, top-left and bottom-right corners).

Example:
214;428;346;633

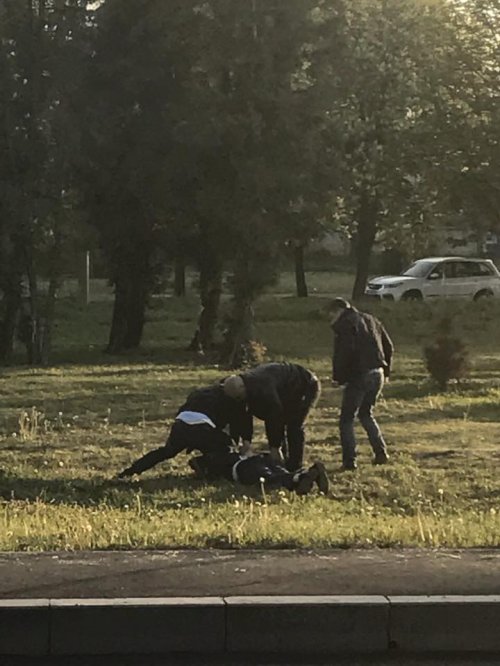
0;548;499;598
3;655;500;666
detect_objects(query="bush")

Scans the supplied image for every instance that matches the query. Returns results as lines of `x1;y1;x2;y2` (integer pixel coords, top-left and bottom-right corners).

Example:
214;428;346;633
423;316;470;391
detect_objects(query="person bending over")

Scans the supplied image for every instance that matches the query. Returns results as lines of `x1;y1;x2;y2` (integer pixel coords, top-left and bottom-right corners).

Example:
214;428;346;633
222;362;320;472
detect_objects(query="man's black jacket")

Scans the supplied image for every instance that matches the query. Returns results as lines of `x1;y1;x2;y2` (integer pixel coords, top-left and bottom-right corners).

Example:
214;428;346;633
176;384;246;441
332;307;394;385
232;362;320;449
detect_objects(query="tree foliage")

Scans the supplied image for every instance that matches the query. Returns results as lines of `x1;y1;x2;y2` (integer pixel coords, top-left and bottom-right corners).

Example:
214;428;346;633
1;0;499;363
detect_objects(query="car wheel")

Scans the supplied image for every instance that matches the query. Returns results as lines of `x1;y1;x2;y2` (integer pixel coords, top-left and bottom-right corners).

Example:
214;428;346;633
401;290;423;302
473;289;493;301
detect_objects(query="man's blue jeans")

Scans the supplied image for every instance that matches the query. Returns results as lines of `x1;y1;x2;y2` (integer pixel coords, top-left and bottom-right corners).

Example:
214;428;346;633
339;368;387;466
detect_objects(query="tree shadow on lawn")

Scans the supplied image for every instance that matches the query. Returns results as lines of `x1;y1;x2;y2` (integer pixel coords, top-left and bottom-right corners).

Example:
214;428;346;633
10;346;213;370
385;400;500;425
0;471;251;509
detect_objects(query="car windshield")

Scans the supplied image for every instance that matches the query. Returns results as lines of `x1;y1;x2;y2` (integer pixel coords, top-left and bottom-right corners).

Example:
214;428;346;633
401;261;435;278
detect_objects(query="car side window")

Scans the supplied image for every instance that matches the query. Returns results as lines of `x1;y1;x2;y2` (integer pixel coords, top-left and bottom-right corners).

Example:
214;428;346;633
428;263;445;279
477;262;493;276
455;262;473;277
444;262;456;278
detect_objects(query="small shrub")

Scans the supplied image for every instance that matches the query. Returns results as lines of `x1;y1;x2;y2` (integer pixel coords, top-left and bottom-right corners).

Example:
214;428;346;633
423;316;470;391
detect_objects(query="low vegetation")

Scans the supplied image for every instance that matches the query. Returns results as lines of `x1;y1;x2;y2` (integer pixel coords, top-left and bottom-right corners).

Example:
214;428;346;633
1;277;499;551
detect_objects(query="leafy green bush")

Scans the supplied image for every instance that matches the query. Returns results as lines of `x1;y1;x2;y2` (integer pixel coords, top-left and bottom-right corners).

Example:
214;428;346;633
423;316;470;391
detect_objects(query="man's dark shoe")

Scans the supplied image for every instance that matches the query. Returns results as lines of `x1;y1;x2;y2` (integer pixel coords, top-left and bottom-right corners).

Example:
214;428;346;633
116;468;132;479
295;467;317;495
373;452;389;465
342;460;357;471
312;461;329;494
188;457;207;479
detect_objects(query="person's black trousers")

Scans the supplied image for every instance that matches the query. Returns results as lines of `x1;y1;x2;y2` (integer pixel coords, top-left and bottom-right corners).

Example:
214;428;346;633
122;421;233;476
234;454;296;490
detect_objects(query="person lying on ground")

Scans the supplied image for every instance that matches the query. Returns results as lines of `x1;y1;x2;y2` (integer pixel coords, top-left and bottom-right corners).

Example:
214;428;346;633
116;383;247;479
189;450;330;496
222;362;321;472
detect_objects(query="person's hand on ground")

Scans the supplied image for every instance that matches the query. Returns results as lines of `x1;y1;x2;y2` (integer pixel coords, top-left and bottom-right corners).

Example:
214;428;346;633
270;447;285;463
239;440;252;456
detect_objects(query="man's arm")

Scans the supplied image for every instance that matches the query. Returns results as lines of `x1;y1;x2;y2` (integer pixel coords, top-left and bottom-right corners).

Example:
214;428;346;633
332;330;356;385
263;395;286;460
229;403;253;448
379;323;394;378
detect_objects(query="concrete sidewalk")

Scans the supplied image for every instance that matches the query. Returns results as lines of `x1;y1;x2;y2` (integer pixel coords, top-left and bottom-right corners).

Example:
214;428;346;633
0;548;499;598
1;549;499;657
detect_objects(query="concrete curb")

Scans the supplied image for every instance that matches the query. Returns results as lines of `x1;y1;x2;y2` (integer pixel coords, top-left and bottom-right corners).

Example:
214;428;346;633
1;596;499;656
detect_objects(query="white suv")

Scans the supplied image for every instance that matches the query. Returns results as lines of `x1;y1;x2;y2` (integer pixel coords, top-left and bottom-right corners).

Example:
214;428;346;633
365;257;500;302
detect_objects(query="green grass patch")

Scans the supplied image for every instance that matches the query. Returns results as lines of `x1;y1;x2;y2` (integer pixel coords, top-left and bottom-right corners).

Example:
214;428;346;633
1;273;499;551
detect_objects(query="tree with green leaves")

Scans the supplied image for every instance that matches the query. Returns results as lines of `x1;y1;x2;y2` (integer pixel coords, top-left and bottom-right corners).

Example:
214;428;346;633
78;0;200;353
325;0;467;299
0;0;91;364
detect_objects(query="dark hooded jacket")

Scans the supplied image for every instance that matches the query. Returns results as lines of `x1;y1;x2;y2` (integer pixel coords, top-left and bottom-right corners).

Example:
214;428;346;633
233;362;320;448
332;307;394;385
176;384;247;440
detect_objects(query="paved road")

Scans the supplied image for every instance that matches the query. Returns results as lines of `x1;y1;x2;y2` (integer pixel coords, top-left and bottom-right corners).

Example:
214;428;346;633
0;548;499;598
4;656;500;666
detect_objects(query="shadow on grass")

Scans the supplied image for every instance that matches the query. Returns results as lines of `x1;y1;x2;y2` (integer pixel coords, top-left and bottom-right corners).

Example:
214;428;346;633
0;471;250;508
5;345;215;371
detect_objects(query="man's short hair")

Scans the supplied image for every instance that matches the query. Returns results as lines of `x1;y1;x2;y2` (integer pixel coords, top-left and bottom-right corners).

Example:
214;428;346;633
333;297;351;310
222;375;247;400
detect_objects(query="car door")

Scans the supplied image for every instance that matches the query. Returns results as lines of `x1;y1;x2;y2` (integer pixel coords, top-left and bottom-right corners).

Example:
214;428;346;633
422;262;446;299
445;261;470;298
463;261;483;297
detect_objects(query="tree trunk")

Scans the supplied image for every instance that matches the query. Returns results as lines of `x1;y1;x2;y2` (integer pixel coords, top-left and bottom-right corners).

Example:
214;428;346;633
223;297;255;369
123;278;148;349
174;257;186;297
188;261;223;353
107;282;128;354
219;258;258;368
0;281;22;365
38;275;57;366
107;275;148;353
294;244;308;297
351;193;379;302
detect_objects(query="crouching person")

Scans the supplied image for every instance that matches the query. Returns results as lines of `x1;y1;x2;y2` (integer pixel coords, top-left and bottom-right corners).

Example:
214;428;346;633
222;362;321;472
117;383;245;478
192;451;329;496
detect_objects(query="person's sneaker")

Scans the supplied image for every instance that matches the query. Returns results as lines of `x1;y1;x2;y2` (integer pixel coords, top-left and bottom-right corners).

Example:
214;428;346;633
295;467;317;495
342;460;358;471
373;452;389;465
312;461;329;494
188;457;206;478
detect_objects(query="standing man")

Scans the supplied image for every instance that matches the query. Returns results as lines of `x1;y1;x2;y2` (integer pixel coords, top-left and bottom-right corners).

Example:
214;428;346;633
222;362;321;472
331;298;394;471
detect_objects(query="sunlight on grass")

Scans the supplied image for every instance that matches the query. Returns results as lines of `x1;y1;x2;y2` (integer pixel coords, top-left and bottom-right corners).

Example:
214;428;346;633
1;277;500;551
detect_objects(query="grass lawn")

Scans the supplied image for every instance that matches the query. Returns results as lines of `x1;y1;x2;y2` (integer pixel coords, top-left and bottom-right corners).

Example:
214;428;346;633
0;274;499;551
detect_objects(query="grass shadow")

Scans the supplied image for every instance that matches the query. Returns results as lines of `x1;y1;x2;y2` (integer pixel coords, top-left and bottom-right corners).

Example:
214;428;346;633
0;471;258;509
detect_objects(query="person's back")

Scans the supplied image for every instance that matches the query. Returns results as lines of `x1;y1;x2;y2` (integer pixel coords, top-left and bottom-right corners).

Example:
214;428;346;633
178;384;235;430
241;362;319;415
355;311;392;377
333;307;393;384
